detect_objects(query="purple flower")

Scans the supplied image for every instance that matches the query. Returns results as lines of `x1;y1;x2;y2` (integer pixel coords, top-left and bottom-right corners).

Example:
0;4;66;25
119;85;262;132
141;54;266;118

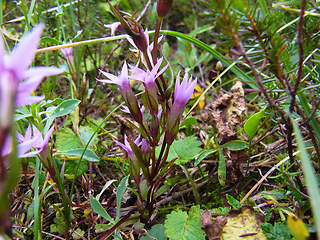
60;42;76;75
98;62;142;123
114;135;140;161
61;45;73;59
131;58;168;100
2;126;41;158
0;24;63;127
104;22;122;36
121;104;145;116
141;138;150;154
16;125;54;158
165;71;196;145
171;71;197;119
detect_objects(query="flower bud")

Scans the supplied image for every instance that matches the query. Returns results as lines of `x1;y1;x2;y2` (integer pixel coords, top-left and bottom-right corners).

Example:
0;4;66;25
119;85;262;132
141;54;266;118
216;61;223;72
157;0;174;17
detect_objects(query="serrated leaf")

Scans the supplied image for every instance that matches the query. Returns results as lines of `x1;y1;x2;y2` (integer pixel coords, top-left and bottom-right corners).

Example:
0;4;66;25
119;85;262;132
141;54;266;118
56;128;83;151
169;136;202;165
89;195;114;224
140;224;167;240
195;149;217;166
165;206;205;240
222;140;248;151
244;108;266;139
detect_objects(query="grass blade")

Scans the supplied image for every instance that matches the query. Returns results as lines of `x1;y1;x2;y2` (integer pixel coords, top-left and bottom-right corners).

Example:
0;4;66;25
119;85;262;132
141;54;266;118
291;117;320;239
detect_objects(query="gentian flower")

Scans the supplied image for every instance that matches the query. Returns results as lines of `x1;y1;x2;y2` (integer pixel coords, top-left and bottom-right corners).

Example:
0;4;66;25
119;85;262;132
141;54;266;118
104;22;122;36
121;104;145;116
114;135;140;161
16;125;54;157
165;71;196;145
0;24;63;128
114;134;143;183
1;130;41;158
131;58;168;108
98;61;142;123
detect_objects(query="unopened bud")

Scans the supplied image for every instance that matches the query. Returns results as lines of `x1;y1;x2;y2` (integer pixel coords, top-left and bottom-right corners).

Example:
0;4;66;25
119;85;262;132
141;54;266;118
157;0;174;17
131;28;148;53
216;61;223;72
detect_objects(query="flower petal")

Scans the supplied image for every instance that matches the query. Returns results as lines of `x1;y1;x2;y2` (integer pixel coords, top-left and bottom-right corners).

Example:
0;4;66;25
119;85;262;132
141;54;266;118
9;24;44;77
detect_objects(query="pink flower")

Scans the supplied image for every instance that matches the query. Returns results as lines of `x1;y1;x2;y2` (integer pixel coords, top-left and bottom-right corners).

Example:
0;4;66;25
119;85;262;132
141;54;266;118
165;71;196;145
0;24;63;128
98;62;142;123
114;135;141;161
131;58;168;102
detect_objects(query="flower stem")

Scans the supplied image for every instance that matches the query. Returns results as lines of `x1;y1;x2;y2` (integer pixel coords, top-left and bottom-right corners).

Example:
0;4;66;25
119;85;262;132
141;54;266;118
152;16;163;64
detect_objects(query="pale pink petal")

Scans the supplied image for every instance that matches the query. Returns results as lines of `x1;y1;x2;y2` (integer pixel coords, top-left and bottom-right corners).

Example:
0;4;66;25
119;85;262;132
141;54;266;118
10;24;44;76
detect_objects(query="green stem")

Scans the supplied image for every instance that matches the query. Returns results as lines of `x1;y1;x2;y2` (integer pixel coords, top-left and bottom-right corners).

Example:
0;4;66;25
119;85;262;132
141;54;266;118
245;138;252;177
181;164;201;205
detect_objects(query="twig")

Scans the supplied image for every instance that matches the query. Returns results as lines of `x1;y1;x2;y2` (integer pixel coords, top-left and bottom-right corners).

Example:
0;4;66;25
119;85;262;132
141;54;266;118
289;0;307;112
240;151;301;203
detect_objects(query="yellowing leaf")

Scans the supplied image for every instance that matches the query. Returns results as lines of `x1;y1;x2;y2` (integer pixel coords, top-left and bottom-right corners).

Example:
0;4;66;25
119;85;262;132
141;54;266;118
84;208;92;218
191;84;205;109
287;215;309;240
221;206;267;240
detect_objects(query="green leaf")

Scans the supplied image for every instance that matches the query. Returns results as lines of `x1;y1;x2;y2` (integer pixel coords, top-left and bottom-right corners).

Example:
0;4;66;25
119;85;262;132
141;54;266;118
80;126;98;147
48;99;81;119
54;148;100;162
89;195;114;224
244;108;266;139
218;150;226;186
226;194;242;209
116;175;129;220
55;128;83;151
180;116;198;128
261;222;292;240
96;180;117;201
195;149;217;166
40;37;63;45
169;136;202;165
165;206;205;240
291;116;320;236
222;140;249;151
43;99;81;133
140;224;167;240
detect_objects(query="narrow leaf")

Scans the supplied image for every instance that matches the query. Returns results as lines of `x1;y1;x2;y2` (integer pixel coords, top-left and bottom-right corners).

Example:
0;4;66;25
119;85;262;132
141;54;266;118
195;149;217;166
218;150;226;186
222;140;249;151
89;195;114;224
291;117;320;236
116;175;130;220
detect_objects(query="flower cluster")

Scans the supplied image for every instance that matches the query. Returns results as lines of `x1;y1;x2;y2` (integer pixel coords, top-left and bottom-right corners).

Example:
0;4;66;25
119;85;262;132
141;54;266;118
99;0;199;220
